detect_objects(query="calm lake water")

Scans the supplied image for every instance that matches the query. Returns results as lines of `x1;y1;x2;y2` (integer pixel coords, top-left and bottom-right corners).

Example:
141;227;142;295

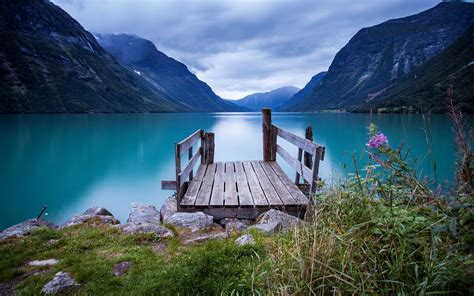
0;112;468;229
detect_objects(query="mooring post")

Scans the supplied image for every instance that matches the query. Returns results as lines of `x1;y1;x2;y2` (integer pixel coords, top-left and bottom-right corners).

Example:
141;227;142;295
262;108;272;161
304;126;313;169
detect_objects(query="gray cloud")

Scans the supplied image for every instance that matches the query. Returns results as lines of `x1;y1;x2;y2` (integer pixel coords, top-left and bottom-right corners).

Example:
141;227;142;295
54;0;439;99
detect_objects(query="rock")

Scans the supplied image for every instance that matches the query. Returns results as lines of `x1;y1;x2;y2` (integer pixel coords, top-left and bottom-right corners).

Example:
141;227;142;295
160;197;177;222
151;242;167;253
41;272;79;295
183;232;227;245
121;223;173;238
164;212;214;232
128;203;161;225
113;262;131;276
219;218;252;227
0;219;54;240
61;214;120;228
248;221;282;234
83;207;114;216
235;234;256;246
225;221;248;235
255;209;303;232
28;259;59;267
120;203;174;238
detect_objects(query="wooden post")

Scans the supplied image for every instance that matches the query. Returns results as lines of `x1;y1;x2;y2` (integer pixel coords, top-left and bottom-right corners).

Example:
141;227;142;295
201;133;207;164
188;146;193;181
175;143;182;206
310;146;323;193
295;126;313;184
207;132;215;164
262;108;272;161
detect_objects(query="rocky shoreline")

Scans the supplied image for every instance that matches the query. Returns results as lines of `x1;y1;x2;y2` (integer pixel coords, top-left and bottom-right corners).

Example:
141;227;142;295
0;197;304;294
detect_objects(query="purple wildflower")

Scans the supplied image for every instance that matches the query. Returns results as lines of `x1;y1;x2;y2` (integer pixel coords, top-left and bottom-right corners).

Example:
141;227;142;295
367;133;388;149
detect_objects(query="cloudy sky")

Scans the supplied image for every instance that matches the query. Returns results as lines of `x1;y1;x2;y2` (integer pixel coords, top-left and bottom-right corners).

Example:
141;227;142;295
54;0;439;99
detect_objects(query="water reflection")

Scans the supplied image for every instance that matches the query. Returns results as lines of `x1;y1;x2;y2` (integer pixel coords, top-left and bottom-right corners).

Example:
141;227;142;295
0;113;468;229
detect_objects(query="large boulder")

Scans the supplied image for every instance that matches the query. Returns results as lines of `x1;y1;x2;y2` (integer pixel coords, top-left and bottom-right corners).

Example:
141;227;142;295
61;207;119;228
160;197;177;222
164;212;214;232
41;272;79;295
248;221;282;234
255;209;303;232
225;221;248;235
120;203;173;238
0;219;54;240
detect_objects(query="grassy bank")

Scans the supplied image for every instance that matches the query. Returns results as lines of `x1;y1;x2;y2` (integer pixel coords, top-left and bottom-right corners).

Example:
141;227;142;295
1;110;472;294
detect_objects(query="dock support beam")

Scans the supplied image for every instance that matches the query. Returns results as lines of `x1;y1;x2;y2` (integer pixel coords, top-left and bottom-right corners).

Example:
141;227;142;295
262;108;276;161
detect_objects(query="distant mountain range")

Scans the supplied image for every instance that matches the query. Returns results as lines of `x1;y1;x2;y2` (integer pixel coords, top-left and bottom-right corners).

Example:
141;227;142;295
97;34;244;112
282;2;474;113
0;0;241;113
231;86;299;111
1;1;473;114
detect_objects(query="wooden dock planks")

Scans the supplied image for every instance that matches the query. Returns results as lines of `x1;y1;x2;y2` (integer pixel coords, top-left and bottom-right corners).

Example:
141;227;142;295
180;161;308;211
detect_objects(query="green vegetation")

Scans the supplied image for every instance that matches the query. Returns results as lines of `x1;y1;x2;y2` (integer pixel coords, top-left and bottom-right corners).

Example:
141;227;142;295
1;113;472;295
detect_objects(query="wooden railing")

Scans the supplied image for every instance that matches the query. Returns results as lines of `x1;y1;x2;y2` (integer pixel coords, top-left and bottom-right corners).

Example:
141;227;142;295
161;129;215;205
262;108;324;193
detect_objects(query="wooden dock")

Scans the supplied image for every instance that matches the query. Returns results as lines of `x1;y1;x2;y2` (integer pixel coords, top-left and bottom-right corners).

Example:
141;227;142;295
161;109;325;219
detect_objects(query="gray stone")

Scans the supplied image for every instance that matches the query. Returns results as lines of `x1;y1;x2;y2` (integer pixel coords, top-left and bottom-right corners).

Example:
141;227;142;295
160;197;177;222
0;219;54;240
183;232;228;245
120;203;174;238
41;271;79;295
28;259;59;267
219;218;252;227
164;212;214;232
61;214;120;228
128;203;161;225
235;234;256;246
225;221;248;235
248;221;282;234
113;262;131;276
82;207;114;216
121;222;174;238
255;209;303;232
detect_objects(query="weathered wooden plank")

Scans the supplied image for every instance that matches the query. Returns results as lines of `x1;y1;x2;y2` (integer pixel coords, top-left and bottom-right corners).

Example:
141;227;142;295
251;161;283;205
202;132;215;164
224;162;239;207
276;144;313;182
178;129;202;155
210;162;225;206
161;180;176;190
260;161;297;205
234;161;254;207
262;108;272;161
181;164;207;206
269;161;309;205
310;146;323;193
194;163;216;206
178;147;202;186
295;147;302;184
275;126;317;155
242;161;268;207
188;146;194;181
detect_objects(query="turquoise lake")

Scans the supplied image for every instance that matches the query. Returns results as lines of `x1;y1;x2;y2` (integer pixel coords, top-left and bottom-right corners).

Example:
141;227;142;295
0;112;468;229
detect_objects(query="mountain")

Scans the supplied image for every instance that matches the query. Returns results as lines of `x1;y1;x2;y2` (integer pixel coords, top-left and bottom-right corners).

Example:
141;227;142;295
97;34;243;112
284;72;326;109
232;86;300;111
284;2;474;112
0;0;186;113
361;24;474;113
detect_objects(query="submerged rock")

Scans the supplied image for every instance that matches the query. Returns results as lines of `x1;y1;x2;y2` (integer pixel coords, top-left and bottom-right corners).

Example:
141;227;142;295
255;209;303;232
41;271;79;295
61;207;119;228
28;259;59;267
164;212;214;232
235;234;256;246
0;219;54;240
121;203;174;238
160;197;177;222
